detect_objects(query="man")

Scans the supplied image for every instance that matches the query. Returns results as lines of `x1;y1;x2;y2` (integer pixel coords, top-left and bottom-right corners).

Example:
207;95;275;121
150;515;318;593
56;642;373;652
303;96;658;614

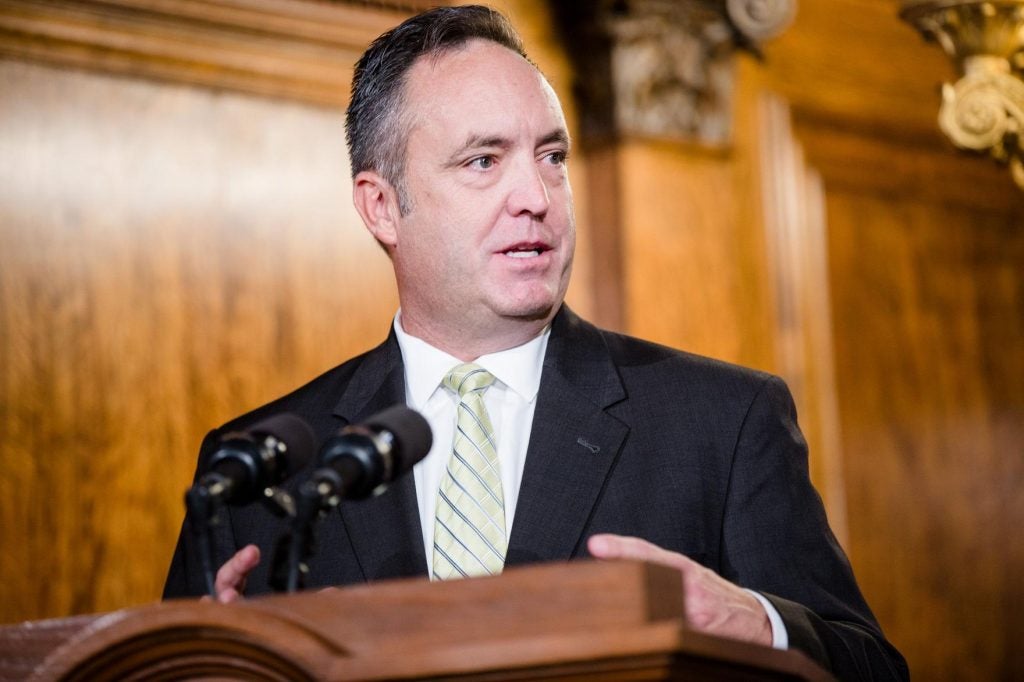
165;6;908;680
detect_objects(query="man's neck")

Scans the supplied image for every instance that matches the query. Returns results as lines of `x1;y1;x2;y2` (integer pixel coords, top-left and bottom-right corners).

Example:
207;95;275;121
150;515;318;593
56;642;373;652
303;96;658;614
397;309;555;361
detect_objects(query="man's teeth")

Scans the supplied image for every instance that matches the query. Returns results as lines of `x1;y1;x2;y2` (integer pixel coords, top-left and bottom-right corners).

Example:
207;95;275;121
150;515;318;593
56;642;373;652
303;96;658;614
506;249;541;258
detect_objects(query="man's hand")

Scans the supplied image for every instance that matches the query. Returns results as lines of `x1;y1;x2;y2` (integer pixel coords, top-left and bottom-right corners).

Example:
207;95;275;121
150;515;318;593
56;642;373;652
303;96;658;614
587;534;772;646
201;544;260;603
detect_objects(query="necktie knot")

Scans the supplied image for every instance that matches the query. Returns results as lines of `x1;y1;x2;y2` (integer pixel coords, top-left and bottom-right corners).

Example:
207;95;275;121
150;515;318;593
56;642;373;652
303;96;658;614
444;363;495;398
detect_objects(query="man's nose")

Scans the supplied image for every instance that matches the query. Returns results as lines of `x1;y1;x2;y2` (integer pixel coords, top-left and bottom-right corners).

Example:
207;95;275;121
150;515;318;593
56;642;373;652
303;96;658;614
507;159;550;218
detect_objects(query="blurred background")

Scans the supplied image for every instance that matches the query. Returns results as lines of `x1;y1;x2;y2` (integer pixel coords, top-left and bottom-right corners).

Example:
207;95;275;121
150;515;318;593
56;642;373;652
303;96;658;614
1;1;1021;679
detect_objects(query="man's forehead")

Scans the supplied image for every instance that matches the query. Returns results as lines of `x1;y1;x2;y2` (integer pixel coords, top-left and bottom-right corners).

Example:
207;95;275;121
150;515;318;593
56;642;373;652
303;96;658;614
404;39;554;106
411;37;521;74
403;40;567;143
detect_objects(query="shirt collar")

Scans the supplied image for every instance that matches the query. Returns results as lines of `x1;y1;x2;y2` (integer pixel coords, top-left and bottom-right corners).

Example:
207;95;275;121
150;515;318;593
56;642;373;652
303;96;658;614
393;310;550;407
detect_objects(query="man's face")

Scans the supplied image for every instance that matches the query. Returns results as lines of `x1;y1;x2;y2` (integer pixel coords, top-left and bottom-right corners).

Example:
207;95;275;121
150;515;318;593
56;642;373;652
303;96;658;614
388;39;575;344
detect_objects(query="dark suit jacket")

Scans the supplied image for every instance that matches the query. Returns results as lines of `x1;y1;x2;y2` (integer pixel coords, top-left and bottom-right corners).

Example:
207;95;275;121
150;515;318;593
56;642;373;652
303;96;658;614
164;306;908;681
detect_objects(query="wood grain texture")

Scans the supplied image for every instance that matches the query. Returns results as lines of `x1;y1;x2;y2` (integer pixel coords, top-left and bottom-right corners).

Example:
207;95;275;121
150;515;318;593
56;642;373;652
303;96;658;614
823;186;1024;681
618;138;777;373
0;0;408;107
0;561;833;682
0;57;399;622
755;0;958;139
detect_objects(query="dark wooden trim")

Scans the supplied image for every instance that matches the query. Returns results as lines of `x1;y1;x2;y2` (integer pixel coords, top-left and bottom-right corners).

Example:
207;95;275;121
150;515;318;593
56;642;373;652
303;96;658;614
0;0;420;107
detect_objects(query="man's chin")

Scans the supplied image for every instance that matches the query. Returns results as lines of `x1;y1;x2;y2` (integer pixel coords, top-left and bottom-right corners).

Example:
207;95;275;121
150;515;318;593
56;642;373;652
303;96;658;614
494;298;560;323
485;280;568;324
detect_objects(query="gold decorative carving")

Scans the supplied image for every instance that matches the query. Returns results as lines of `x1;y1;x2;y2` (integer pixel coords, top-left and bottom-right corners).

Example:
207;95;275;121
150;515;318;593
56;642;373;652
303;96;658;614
606;2;736;144
551;0;796;145
901;1;1024;189
726;0;798;42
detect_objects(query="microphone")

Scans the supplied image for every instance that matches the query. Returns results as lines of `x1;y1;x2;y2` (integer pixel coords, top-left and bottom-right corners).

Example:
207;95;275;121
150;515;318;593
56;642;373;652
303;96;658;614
186;412;315;598
272;406;431;593
314;405;433;502
196;413;317;506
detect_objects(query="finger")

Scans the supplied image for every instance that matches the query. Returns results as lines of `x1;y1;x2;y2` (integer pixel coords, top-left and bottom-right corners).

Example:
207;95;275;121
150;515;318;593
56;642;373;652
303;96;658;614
587;534;697;572
214;544;261;601
217;587;242;604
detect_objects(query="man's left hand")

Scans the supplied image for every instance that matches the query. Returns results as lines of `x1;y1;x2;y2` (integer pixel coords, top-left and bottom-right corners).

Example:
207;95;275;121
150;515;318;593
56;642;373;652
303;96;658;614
587;534;772;646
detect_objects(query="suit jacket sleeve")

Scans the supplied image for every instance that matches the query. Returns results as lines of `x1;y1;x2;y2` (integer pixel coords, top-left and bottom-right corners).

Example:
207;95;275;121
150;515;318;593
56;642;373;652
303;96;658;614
721;375;908;681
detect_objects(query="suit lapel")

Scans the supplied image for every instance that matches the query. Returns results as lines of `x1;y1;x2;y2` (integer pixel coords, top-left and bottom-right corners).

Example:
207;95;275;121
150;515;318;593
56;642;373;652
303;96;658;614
507;307;629;567
317;331;428;582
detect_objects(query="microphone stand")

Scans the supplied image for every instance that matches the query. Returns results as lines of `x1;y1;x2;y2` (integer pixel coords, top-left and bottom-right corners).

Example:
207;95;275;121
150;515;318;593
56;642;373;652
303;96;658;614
187;474;298;599
273;469;345;593
184;480;224;599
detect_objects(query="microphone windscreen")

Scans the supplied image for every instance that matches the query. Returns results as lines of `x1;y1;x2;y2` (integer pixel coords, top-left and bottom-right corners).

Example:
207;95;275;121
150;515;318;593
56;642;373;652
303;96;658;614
364;405;433;472
247;413;317;476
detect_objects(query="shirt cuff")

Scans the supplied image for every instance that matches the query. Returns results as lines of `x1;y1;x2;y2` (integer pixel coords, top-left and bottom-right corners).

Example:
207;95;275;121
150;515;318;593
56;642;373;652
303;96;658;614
745;589;789;650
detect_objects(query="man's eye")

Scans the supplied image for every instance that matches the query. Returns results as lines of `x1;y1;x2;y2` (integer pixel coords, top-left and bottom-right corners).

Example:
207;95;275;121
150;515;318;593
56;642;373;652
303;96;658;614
468;156;495;170
543;150;567;165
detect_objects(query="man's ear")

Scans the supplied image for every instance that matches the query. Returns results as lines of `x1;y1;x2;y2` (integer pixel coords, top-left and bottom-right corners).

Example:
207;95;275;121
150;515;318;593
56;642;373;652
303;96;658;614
352;170;401;248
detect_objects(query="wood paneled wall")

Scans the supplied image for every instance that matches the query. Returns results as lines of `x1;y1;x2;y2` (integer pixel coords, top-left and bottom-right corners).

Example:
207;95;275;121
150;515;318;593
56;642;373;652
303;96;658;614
754;4;1023;679
0;56;400;619
824;180;1023;681
607;1;1024;679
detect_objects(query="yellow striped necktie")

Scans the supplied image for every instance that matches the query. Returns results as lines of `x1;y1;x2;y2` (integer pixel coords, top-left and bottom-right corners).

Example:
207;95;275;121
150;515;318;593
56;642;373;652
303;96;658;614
432;363;506;579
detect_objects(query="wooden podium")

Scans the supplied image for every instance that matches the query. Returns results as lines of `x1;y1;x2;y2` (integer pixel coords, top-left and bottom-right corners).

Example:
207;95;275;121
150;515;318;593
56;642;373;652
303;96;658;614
0;561;833;681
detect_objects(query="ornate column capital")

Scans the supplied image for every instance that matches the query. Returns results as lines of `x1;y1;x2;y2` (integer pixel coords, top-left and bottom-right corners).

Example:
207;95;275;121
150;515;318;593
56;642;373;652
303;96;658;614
551;0;795;145
901;1;1024;189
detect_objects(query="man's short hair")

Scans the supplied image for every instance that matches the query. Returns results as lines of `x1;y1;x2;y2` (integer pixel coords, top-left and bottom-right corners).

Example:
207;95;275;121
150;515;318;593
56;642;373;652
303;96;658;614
345;5;527;213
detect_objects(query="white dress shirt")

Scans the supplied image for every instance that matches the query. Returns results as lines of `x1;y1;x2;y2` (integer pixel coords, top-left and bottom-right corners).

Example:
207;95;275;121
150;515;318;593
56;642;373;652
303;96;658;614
391;312;787;650
393;312;549;559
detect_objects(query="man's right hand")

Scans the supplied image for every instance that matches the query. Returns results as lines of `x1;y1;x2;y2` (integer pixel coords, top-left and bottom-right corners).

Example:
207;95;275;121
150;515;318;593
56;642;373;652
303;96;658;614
202;544;260;603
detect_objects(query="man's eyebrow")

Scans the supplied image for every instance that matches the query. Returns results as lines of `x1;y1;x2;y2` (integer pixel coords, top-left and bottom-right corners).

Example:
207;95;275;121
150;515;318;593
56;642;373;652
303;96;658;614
538;129;571;149
443;134;512;167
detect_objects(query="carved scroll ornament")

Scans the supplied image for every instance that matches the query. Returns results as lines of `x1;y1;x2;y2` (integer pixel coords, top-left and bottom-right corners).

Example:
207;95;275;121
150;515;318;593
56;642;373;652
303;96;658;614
902;1;1024;189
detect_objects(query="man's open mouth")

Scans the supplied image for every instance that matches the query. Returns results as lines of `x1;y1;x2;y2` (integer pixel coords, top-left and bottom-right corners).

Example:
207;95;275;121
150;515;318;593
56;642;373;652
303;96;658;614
502;243;549;258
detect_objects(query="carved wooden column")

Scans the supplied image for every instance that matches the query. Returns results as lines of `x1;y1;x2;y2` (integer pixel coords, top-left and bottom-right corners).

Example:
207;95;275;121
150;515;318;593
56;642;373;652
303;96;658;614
549;0;795;332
